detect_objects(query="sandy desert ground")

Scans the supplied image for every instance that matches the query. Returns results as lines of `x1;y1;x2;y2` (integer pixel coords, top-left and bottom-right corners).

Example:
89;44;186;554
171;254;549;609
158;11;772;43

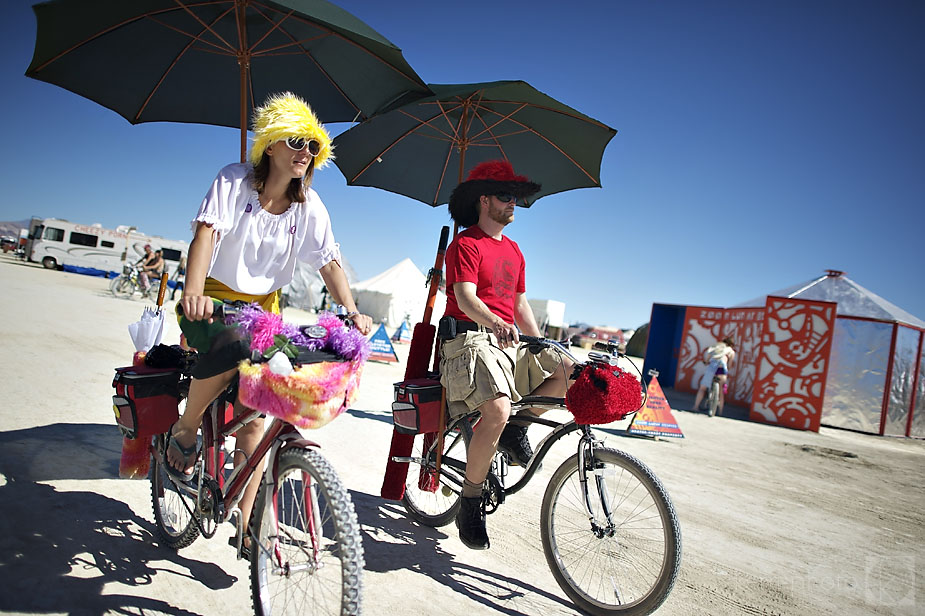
0;253;922;616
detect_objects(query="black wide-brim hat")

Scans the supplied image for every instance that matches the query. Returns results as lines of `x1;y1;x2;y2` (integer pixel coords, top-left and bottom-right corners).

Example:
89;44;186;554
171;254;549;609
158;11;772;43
448;160;541;227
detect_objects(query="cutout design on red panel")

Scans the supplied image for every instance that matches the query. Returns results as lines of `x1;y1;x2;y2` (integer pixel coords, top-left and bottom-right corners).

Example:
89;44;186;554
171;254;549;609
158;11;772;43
677;307;725;393
751;297;835;431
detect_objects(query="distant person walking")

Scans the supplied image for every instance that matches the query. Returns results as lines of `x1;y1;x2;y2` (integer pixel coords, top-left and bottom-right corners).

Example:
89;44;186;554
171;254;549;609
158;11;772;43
169;255;187;301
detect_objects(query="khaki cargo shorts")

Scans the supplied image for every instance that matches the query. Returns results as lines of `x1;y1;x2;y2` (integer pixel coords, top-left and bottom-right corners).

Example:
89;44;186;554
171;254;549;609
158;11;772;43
439;331;565;417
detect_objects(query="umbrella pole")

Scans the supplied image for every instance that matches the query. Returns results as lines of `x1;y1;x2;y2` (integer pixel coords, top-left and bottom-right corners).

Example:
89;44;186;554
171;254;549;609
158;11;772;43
236;0;248;163
239;65;247;163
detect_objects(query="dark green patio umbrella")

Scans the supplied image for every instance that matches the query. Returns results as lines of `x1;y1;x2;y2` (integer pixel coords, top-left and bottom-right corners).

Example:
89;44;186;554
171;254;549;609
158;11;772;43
26;0;430;161
332;80;617;207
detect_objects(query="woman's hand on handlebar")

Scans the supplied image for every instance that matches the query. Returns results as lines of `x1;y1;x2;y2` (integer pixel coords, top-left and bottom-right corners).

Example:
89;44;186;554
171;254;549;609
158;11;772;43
179;294;214;321
350;313;373;336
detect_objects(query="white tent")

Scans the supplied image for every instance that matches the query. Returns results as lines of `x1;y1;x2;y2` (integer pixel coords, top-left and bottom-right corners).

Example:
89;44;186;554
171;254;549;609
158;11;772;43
351;258;446;326
282;257;357;312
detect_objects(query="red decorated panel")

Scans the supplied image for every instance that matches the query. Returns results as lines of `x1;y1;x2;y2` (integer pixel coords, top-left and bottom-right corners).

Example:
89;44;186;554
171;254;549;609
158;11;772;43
676;306;725;394
750;297;836;431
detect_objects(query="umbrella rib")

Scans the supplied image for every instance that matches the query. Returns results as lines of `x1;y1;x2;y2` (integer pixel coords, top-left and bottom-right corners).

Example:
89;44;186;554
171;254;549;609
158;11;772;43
467;101;602;183
135;8;236;122
144;14;234;55
432;102;473;205
171;0;239;53
472;98;613;130
29;2;232;72
347;107;458;183
247;3;362;119
254;1;427;89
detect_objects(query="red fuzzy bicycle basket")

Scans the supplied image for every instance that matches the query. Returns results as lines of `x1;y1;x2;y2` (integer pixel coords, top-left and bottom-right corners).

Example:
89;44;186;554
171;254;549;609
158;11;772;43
566;364;642;425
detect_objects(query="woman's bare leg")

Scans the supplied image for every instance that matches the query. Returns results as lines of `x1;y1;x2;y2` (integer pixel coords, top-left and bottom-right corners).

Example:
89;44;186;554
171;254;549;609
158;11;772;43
166;368;235;474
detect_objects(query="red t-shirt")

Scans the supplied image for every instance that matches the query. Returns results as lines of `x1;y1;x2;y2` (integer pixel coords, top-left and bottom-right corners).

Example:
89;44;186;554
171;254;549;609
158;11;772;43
444;225;526;324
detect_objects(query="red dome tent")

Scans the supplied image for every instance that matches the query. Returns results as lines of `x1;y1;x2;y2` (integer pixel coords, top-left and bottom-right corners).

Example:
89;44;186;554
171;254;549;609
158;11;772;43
643;270;925;437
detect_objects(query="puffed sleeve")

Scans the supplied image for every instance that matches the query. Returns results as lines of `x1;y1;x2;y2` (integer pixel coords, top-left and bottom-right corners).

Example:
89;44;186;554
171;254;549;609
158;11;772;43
297;189;342;270
190;163;245;235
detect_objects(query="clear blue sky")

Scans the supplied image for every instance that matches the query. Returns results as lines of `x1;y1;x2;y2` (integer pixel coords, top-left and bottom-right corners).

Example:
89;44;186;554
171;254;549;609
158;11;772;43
2;0;923;328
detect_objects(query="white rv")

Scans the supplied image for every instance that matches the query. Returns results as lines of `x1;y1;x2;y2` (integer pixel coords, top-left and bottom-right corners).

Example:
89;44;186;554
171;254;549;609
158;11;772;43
26;218;188;274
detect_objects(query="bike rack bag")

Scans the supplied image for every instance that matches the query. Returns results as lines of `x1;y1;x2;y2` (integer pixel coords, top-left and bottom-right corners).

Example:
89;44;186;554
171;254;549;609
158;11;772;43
112;365;181;439
392;378;442;435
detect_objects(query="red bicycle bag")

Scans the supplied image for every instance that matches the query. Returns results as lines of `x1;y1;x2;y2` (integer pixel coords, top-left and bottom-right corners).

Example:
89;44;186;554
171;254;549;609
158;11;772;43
392;378;443;435
112;365;181;439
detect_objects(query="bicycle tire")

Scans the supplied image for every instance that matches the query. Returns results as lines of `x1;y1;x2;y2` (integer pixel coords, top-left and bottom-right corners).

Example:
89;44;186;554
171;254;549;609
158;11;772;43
541;447;681;616
150;433;201;550
109;274;123;293
113;276;136;299
146;280;161;301
708;380;721;417
251;447;363;616
400;426;470;527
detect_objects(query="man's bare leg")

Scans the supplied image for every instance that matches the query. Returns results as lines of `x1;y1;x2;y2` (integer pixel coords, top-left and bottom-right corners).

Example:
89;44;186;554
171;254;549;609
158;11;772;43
464;395;511;487
456;395;510;550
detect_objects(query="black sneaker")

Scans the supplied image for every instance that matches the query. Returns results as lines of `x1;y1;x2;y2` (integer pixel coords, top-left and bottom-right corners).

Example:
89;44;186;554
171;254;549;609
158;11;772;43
498;422;534;467
456;495;490;550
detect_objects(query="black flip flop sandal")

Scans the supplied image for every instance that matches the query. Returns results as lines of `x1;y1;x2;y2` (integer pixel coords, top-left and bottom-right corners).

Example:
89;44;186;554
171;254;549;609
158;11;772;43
165;424;198;481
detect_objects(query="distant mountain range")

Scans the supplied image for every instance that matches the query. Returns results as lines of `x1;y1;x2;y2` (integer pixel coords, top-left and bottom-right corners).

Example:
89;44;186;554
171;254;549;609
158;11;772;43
0;220;29;239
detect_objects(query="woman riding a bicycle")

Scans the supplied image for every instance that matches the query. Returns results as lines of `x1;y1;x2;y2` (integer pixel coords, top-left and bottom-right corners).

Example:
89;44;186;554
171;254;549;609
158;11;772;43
165;92;372;555
693;336;736;415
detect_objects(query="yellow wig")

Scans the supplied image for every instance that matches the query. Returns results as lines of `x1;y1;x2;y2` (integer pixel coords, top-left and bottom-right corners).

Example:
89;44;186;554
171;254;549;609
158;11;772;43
249;92;333;169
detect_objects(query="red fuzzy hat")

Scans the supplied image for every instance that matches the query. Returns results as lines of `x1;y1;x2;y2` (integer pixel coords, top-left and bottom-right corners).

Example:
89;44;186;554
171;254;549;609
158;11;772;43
448;160;541;227
566;364;642;425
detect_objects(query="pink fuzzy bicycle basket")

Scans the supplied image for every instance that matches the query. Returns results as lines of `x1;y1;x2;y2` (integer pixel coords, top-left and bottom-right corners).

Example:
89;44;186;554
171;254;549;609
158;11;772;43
238;359;364;430
227;307;370;430
566;363;642;425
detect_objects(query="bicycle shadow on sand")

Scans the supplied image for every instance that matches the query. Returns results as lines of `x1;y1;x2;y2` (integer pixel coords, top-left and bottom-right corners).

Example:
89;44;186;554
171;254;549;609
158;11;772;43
350;491;577;616
0;423;236;616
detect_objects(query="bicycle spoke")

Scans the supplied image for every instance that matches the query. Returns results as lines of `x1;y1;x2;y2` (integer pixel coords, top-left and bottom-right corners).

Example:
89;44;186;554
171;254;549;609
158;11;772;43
541;448;681;614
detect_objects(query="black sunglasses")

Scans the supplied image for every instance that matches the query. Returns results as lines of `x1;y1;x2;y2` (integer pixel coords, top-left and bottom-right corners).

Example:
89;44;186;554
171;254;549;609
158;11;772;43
493;193;516;203
284;137;322;156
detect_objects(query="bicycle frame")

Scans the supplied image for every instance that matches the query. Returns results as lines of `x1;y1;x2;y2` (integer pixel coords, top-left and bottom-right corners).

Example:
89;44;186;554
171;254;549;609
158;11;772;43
415;403;619;532
163;382;323;559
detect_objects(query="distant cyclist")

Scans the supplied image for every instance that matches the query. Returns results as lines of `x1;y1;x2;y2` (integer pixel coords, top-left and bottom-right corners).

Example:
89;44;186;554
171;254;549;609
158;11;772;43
693;337;736;415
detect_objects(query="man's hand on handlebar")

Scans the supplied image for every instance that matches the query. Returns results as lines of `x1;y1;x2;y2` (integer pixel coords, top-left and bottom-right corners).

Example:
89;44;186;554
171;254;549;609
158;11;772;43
493;320;520;349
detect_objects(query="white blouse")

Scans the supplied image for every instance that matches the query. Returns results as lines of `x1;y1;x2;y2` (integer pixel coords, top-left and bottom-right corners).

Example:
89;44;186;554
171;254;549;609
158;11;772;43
191;163;341;295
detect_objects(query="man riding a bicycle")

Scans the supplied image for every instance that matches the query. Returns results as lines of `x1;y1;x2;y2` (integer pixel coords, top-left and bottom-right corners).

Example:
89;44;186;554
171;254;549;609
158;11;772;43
693;336;736;415
439;160;573;550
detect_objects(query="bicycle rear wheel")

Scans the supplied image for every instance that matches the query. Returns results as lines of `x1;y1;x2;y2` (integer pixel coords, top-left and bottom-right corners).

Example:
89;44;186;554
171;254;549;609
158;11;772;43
400;424;470;527
150;432;201;549
146;280;161;301
708;380;721;417
541;447;681;616
251;447;363;616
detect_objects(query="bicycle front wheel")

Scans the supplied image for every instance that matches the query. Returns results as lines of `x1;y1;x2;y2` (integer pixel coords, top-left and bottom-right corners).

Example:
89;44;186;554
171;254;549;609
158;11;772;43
541;447;681;616
401;426;470;527
251;447;363;616
708;381;721;417
112;276;135;298
150;433;201;549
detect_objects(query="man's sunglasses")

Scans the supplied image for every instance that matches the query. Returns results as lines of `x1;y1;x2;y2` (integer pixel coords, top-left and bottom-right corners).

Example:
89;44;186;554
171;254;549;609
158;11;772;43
284;137;322;156
493;193;516;203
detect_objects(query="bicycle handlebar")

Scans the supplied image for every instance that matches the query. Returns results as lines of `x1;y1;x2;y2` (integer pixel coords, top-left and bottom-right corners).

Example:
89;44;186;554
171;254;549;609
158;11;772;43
177;300;356;330
519;335;626;366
